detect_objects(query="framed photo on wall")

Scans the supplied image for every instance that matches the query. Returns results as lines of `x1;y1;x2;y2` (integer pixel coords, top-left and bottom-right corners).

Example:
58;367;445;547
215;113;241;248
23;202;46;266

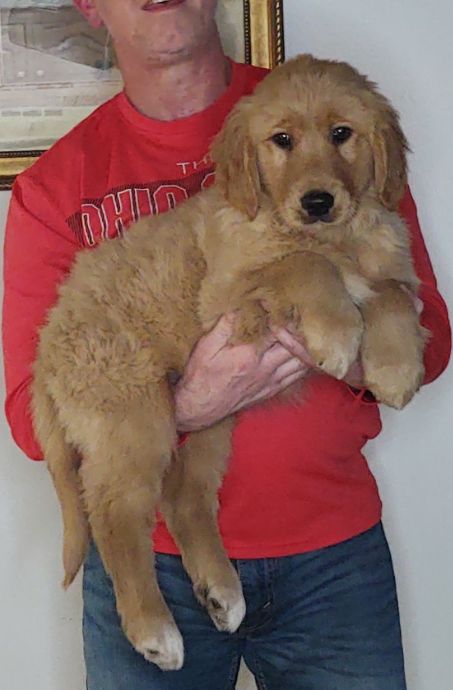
0;0;285;190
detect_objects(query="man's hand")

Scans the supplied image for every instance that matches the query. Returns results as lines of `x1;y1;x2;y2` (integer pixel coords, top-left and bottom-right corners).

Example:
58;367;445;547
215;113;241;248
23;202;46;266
175;287;425;431
174;314;310;432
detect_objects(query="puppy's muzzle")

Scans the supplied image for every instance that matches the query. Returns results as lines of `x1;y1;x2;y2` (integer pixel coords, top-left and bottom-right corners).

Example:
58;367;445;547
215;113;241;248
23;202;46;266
301;190;335;222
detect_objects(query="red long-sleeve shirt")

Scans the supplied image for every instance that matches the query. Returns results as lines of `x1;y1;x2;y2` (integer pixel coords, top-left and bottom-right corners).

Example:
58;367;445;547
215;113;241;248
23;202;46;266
2;61;451;558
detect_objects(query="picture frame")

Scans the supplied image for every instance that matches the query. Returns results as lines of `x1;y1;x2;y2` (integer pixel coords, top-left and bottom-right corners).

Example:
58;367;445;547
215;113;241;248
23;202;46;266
0;0;285;190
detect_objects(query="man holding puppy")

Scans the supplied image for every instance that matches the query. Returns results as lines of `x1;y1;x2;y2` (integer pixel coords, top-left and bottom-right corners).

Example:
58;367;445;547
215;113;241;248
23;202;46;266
2;1;450;688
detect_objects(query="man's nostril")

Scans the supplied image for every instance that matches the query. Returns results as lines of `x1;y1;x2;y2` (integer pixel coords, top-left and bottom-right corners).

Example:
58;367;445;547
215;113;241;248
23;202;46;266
301;191;335;217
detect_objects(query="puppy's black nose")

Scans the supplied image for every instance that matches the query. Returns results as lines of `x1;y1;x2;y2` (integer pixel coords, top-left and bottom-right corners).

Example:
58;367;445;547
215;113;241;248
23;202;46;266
301;191;335;218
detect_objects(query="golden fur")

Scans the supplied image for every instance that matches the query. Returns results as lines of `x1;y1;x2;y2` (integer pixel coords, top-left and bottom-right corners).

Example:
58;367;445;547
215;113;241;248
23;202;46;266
32;54;426;670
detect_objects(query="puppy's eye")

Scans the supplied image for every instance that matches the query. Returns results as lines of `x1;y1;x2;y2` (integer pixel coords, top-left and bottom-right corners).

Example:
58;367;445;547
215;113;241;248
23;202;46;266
331;126;353;145
271;132;293;150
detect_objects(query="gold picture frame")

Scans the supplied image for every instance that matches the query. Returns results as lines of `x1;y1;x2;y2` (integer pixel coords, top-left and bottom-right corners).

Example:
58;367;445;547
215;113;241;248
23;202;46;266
0;0;284;190
247;0;285;69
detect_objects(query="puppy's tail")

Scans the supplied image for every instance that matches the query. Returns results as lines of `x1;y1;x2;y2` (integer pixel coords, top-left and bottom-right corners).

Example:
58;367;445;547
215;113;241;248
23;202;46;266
32;380;90;589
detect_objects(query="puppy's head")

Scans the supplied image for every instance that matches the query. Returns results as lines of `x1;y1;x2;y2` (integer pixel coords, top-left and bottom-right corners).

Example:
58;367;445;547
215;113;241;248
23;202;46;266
212;54;408;231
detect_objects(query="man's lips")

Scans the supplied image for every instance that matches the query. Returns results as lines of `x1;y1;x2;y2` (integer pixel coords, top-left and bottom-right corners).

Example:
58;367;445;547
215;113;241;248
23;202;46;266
142;0;186;11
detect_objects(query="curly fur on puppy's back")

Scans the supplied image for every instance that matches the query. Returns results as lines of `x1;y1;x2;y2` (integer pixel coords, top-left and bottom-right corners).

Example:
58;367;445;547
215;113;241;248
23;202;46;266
35;196;212;415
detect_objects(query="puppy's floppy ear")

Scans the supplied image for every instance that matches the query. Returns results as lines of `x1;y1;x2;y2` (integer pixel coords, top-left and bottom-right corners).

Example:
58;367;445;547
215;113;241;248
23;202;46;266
211;98;260;219
371;100;409;210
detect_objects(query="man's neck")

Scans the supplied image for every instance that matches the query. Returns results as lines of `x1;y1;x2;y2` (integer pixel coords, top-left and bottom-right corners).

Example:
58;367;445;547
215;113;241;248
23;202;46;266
118;35;231;122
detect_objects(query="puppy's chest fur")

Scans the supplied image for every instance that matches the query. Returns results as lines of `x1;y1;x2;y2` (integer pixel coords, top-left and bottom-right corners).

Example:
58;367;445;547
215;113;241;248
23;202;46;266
197;205;304;328
199;195;417;326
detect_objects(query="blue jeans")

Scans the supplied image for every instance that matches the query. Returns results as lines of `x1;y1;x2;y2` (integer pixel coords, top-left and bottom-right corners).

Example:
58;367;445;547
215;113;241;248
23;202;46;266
83;523;407;689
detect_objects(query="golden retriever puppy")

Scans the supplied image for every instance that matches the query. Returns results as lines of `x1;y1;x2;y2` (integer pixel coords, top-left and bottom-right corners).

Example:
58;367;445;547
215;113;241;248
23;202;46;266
32;54;426;670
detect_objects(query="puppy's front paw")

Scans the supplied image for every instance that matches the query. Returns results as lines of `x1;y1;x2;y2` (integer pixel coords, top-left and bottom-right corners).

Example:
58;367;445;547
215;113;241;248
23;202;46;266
362;316;427;409
302;303;363;379
364;359;424;409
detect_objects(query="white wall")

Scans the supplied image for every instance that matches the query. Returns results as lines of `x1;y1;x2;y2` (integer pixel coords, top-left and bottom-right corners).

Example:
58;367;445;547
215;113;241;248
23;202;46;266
1;1;452;688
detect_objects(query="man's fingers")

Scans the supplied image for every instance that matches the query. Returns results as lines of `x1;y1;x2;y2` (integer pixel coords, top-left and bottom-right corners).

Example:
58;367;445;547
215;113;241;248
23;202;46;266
277;370;307;391
273;357;307;383
237;368;306;411
260;342;297;369
399;285;424;315
198;313;236;355
202;314;279;356
271;326;314;366
414;296;424;315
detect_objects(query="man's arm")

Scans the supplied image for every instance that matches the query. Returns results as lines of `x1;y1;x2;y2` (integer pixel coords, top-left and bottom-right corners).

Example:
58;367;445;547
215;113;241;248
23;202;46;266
399;187;451;383
2;175;80;460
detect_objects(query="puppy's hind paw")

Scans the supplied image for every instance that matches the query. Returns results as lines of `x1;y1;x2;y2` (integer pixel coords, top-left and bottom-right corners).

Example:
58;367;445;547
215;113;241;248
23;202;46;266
135;623;184;671
195;582;246;633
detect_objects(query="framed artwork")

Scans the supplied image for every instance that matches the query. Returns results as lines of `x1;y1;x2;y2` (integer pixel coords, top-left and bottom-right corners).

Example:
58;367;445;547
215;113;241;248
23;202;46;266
0;0;285;190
